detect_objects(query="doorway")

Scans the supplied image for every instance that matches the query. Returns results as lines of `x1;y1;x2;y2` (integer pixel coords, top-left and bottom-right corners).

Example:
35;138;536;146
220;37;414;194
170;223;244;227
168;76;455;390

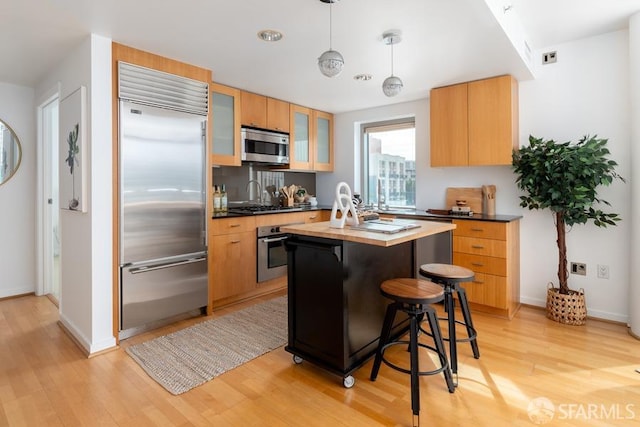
38;93;60;302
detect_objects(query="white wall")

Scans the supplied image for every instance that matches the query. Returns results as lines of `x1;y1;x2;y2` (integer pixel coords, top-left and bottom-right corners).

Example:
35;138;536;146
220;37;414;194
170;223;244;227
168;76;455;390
519;30;630;322
320;29;631;322
35;34;115;354
0;83;36;298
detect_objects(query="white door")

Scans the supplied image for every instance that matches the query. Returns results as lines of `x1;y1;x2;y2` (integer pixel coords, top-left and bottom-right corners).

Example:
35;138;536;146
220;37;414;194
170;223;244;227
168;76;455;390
39;94;60;301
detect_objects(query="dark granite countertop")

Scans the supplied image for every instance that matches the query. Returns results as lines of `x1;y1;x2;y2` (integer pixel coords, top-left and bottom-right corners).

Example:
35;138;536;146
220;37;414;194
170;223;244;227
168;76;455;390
389;210;522;223
212;205;521;222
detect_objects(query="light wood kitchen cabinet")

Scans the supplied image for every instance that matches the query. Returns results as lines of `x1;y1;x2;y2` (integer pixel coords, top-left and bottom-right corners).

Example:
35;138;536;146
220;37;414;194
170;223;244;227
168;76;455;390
208;210;329;309
313;110;334;172
254;210;330;228
452;219;520;318
289;105;334;171
289;105;313;170
240;91;267;128
267;97;290;132
240;91;290;132
209;216;256;305
211;83;241;166
301;210;330;223
430;75;518;167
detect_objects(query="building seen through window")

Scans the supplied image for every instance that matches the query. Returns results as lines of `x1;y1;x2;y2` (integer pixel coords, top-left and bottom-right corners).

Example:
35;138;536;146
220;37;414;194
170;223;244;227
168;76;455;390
361;118;415;208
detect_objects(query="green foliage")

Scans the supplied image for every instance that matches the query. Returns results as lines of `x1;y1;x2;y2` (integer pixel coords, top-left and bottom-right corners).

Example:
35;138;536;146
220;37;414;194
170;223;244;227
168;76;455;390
65;123;79;175
512;135;624;227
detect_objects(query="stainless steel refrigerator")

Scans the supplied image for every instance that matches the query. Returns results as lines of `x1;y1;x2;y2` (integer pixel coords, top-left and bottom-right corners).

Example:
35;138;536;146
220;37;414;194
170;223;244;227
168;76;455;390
119;95;208;338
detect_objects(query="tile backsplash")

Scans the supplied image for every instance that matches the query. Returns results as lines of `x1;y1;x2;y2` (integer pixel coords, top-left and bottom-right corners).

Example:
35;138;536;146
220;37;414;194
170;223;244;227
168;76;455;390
213;164;316;205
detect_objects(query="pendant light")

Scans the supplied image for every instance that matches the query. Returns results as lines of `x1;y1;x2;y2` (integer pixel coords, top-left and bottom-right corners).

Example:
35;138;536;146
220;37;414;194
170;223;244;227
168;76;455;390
318;0;344;78
382;30;403;97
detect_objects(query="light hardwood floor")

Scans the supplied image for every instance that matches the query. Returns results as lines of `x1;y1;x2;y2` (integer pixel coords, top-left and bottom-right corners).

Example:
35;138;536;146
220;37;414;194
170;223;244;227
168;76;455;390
1;293;639;427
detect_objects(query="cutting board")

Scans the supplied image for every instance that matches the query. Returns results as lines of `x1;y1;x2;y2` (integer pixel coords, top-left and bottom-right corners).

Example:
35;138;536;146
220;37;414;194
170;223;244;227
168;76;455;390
446;187;483;213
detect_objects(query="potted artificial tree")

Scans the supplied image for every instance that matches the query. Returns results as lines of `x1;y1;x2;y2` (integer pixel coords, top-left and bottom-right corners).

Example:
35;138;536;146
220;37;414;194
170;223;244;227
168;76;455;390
512;135;624;325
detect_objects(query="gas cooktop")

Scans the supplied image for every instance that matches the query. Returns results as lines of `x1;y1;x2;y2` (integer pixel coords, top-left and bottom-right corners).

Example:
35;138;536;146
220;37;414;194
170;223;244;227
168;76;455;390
227;205;303;215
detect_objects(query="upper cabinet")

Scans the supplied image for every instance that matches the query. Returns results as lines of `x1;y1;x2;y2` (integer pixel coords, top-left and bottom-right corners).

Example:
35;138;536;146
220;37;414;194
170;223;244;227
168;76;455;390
240;91;290;133
289;105;334;172
289;105;313;170
213;85;333;172
267;97;290;133
430;75;518;167
211;83;241;166
313;110;333;172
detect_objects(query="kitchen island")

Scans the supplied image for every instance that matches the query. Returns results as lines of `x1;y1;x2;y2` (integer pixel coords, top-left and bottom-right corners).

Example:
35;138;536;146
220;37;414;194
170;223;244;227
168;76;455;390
281;219;455;387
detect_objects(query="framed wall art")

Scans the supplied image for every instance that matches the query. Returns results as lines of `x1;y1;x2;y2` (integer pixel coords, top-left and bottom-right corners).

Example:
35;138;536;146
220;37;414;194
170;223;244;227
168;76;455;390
59;86;87;212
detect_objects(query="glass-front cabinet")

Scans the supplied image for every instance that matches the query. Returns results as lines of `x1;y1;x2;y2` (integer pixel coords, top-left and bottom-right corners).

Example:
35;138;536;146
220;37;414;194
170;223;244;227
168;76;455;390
289;105;333;172
211;83;241;166
289;104;313;170
314;110;333;172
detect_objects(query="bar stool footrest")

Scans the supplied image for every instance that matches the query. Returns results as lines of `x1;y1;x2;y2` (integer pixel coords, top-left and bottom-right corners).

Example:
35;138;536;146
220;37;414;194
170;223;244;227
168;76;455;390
380;340;450;377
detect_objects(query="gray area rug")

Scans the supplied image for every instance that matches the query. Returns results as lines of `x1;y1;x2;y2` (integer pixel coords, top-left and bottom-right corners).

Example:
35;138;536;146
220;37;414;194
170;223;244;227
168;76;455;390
126;296;287;395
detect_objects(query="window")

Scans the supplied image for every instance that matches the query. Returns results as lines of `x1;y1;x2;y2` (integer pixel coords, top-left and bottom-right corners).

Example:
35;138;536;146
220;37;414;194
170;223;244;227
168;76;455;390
361;118;415;208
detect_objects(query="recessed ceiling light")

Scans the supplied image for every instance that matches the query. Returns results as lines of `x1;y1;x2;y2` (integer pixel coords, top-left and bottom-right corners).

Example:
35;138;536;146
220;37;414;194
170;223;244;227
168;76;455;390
258;30;283;42
353;74;372;81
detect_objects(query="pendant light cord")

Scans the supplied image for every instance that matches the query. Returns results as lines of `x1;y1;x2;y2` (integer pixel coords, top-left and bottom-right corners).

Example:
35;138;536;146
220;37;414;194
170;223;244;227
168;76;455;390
390;42;394;76
329;2;333;50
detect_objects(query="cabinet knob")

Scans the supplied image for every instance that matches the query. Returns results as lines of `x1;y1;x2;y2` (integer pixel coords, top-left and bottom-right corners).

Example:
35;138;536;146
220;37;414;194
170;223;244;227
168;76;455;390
230;224;241;228
471;245;485;249
471;262;484;267
230;240;240;244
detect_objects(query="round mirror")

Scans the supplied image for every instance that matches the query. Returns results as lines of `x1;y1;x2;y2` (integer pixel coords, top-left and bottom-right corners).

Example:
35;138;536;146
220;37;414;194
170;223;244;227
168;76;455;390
0;119;22;185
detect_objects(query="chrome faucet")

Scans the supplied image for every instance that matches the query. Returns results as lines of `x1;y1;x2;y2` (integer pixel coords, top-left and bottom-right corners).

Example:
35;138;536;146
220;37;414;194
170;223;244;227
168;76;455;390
246;180;263;204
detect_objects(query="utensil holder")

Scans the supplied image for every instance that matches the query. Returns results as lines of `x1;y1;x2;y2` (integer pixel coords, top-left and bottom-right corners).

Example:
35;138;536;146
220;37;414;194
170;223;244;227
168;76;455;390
485;198;495;216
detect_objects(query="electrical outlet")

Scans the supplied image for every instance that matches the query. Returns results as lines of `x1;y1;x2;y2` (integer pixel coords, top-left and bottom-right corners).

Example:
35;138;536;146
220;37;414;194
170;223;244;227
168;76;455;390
542;51;557;64
597;264;610;279
570;262;586;276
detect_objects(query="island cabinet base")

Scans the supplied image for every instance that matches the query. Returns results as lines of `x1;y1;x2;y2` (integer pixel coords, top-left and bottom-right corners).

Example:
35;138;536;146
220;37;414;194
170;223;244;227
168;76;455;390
285;235;414;383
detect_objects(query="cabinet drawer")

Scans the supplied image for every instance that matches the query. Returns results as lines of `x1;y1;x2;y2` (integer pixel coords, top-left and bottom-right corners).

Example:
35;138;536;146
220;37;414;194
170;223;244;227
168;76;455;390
453;236;506;258
463;272;507;309
303;210;329;223
453;220;506;240
210;216;256;235
453;252;506;276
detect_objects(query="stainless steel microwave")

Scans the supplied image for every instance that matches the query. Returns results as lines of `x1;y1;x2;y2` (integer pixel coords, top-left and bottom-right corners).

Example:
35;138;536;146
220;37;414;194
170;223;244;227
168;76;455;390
241;127;289;164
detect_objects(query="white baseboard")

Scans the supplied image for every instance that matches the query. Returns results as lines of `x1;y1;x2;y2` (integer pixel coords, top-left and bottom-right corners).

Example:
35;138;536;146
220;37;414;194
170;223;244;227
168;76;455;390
520;296;628;324
59;312;117;356
0;285;35;299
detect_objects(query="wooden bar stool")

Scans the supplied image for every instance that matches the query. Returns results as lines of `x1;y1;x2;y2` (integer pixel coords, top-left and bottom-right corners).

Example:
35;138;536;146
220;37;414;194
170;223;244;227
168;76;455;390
419;263;479;384
370;278;455;427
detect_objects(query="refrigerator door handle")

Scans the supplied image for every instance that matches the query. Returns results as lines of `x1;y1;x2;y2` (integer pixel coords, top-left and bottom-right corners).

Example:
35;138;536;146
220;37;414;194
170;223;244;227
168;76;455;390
128;256;207;274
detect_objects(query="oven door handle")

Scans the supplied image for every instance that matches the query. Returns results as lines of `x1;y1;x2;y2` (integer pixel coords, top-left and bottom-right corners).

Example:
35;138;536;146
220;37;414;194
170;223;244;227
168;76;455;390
260;236;289;243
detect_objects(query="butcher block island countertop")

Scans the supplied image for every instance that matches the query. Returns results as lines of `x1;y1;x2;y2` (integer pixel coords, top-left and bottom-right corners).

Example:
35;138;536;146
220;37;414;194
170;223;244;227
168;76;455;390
280;219;456;247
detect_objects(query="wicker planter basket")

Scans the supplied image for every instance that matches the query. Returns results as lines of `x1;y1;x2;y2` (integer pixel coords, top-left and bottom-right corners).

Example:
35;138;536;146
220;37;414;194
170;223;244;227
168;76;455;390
546;283;587;325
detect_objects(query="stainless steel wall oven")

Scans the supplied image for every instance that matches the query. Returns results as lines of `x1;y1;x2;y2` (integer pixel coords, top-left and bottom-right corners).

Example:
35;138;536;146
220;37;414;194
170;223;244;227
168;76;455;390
257;223;302;282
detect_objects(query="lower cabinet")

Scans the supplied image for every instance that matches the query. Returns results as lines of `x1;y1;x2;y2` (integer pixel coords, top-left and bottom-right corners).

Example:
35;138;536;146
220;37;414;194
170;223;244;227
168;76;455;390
208;216;256;309
208;210;330;309
209;231;256;301
452;219;520;318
